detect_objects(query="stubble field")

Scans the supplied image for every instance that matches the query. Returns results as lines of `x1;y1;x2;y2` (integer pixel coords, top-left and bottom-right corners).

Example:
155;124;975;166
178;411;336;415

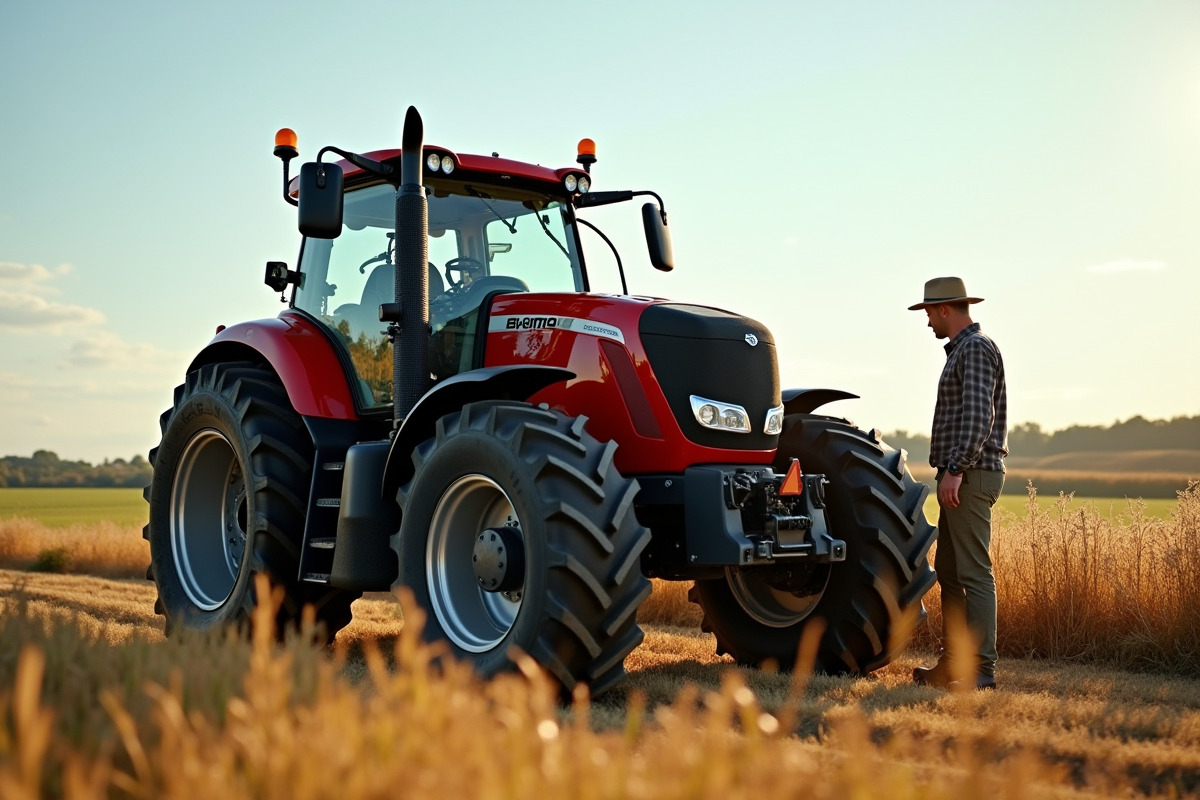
2;482;1200;797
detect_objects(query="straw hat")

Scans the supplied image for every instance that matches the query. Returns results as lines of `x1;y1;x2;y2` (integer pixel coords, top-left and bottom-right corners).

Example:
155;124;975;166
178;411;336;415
907;277;985;310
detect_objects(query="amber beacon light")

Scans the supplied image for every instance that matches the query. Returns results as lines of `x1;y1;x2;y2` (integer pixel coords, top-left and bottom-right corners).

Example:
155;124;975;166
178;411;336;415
576;138;596;173
274;128;298;161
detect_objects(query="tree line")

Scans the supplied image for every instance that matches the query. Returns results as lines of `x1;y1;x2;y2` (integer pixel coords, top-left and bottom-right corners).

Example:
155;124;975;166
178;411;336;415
886;414;1200;468
0;451;153;488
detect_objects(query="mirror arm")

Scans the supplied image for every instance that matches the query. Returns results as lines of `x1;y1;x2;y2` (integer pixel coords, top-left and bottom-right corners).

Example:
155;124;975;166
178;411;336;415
276;151;298;207
575;189;668;221
318;146;395;179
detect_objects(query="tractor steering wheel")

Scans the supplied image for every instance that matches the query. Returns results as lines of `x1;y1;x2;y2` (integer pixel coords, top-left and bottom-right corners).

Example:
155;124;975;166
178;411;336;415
443;257;487;291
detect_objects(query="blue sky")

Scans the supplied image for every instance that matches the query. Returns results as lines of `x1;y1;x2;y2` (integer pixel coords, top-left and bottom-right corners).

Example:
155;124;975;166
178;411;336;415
2;0;1198;463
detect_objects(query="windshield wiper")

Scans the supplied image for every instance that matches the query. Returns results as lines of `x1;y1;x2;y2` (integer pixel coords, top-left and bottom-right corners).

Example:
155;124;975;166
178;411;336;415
466;186;517;233
533;208;569;258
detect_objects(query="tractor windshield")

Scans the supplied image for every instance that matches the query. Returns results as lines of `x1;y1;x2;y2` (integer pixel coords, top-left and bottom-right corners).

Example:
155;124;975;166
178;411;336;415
293;181;584;409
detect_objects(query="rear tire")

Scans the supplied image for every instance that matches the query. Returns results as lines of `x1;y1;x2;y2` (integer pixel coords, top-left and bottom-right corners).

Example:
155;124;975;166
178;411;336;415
690;414;936;673
392;401;650;695
143;362;358;640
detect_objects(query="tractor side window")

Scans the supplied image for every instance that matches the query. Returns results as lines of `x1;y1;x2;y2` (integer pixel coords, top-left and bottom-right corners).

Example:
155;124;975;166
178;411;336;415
295;184;397;409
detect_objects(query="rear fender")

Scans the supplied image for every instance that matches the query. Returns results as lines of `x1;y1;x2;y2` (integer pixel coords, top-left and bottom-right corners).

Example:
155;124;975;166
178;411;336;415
189;313;360;420
781;388;859;416
381;365;575;499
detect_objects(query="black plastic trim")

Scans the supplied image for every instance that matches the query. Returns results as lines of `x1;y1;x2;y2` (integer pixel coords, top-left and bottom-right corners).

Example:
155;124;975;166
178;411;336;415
381;365;575;499
781;388;859;415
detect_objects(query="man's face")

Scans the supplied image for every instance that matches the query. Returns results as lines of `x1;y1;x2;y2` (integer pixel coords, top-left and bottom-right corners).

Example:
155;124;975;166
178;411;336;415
925;306;949;339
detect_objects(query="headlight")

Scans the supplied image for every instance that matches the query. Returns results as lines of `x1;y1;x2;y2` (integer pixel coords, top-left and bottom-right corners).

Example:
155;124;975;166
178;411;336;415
577;175;590;193
764;405;784;435
721;408;747;430
440;155;455;174
564;174;578;192
690;396;751;434
426;152;441;172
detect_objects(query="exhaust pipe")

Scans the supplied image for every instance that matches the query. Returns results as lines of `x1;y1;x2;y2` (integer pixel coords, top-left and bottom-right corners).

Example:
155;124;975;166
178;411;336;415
394;106;429;426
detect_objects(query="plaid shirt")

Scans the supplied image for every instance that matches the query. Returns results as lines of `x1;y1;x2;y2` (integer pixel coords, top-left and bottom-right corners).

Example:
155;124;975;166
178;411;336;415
929;323;1008;472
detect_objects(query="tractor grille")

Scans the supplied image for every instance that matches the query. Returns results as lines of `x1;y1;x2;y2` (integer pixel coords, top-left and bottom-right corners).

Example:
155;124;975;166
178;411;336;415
639;304;780;450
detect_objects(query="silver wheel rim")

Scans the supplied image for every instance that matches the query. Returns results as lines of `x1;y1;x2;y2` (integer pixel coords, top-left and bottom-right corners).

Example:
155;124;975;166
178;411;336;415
726;567;828;628
427;475;523;653
170;429;246;611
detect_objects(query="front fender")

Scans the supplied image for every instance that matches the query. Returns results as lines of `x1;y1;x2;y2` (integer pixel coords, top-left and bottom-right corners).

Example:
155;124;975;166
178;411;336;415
781;388;859;415
381;365;575;499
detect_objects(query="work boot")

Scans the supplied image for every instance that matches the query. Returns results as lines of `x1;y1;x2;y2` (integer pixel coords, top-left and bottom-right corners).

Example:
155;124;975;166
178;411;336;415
947;674;997;692
912;658;952;688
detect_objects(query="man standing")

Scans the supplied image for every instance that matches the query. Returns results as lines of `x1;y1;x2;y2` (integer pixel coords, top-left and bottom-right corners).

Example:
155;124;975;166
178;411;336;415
909;277;1008;691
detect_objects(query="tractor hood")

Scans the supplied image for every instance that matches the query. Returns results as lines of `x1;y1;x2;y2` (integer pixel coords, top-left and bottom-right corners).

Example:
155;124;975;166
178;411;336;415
638;303;781;450
638;303;775;346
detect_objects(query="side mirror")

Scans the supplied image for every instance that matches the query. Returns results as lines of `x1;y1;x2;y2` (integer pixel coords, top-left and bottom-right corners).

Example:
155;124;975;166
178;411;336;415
297;161;344;239
641;202;674;272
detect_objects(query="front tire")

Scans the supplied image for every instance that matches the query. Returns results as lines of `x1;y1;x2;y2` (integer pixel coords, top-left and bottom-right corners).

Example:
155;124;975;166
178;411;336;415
143;362;358;639
392;402;651;695
690;414;937;673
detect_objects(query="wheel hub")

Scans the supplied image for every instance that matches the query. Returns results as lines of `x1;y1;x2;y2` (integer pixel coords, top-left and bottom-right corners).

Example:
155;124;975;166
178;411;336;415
726;565;829;628
472;526;525;593
170;429;246;611
426;474;525;653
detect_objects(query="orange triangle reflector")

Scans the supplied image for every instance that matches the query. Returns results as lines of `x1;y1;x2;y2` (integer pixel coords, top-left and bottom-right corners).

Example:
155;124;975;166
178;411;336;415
779;459;803;496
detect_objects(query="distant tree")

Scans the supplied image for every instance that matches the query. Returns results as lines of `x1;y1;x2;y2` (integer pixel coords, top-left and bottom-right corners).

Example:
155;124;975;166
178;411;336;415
1008;422;1050;456
0;452;152;487
882;430;930;467
884;414;1200;466
31;449;60;465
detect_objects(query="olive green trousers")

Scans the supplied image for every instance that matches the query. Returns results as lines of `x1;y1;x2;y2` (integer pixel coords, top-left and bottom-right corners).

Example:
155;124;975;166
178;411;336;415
935;467;1005;678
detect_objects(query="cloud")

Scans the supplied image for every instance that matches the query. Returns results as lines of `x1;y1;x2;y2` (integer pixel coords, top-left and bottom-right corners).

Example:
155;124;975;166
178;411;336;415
1085;259;1166;274
65;329;185;371
0;371;39;402
0;291;106;330
0;261;72;288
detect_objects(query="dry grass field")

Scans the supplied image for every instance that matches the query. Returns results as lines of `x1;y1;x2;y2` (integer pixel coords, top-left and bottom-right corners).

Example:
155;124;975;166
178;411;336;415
2;481;1200;797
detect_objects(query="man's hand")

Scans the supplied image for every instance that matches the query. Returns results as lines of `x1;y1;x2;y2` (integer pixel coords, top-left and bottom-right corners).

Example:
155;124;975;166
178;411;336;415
938;473;962;509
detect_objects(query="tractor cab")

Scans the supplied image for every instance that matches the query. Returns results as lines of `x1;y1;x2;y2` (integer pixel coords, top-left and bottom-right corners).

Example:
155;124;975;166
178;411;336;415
290;162;587;409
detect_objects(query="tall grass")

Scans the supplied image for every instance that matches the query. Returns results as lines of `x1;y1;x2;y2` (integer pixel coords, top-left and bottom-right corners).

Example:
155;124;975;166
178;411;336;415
9;579;1200;799
987;481;1200;675
0;518;147;579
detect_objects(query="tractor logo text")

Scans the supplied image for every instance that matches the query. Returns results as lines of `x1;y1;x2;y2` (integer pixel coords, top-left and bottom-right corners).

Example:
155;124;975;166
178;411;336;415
506;316;559;331
489;315;625;344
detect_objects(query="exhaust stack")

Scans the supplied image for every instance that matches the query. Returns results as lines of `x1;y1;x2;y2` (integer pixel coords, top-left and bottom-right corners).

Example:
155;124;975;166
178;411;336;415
394;106;430;425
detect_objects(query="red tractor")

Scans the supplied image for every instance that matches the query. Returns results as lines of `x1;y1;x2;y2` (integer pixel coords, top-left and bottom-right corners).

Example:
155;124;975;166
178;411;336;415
144;107;935;694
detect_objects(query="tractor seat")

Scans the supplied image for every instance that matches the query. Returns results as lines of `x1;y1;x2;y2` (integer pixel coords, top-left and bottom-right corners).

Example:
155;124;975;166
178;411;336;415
333;264;445;337
362;262;446;308
431;275;530;322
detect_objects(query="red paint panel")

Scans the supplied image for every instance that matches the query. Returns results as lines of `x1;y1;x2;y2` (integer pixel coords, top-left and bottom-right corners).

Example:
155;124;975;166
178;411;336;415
291;149;570;197
338;148;565;183
483;294;774;475
197;312;359;420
